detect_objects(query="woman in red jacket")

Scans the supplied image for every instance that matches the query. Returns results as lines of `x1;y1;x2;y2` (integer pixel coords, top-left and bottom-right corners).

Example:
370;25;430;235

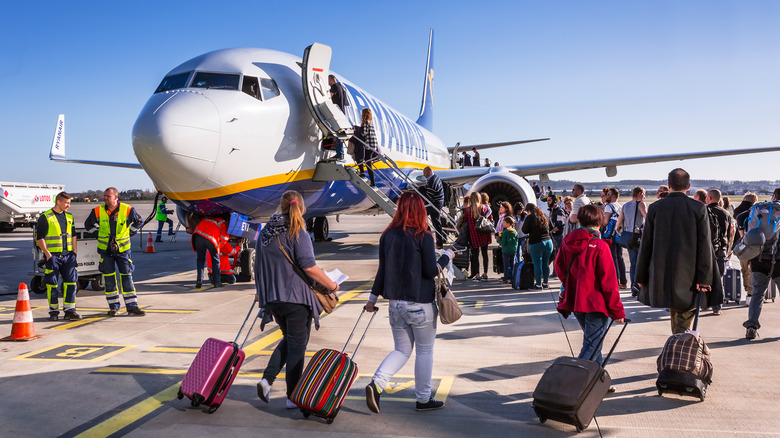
555;204;625;365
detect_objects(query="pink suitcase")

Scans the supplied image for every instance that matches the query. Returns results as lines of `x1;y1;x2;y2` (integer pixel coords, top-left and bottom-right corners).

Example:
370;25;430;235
177;302;257;413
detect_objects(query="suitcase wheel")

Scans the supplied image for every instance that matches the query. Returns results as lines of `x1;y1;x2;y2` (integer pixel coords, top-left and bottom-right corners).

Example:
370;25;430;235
208;404;219;414
300;409;311;418
177;388;183;400
538;416;547;424
326;408;340;424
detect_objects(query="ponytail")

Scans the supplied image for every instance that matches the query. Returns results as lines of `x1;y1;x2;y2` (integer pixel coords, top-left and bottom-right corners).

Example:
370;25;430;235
281;190;306;240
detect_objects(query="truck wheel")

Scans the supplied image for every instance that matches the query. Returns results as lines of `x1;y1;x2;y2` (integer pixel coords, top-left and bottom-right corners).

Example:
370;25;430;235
91;277;105;291
0;222;14;233
236;248;255;282
30;276;46;294
313;217;329;241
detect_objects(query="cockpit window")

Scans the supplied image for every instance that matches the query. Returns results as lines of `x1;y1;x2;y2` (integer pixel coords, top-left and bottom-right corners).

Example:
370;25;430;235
242;76;261;100
191;72;240;90
154;72;191;93
261;78;280;100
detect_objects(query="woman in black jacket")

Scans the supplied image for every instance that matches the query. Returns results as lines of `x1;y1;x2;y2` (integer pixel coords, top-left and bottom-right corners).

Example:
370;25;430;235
364;192;452;414
522;203;554;289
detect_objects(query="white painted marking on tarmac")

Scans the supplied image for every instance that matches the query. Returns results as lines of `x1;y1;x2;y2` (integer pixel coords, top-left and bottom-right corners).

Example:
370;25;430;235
340;245;361;251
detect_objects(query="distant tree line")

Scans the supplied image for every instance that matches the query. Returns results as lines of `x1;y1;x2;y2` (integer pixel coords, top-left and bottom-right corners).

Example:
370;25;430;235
536;179;780;197
70;189;157;202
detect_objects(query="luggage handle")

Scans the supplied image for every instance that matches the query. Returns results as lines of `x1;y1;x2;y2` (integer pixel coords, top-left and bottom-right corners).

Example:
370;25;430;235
234;299;260;349
600;318;630;368
342;308;379;359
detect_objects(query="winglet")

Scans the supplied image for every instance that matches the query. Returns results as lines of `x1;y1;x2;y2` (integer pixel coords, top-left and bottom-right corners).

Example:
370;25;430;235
50;114;66;160
416;29;434;132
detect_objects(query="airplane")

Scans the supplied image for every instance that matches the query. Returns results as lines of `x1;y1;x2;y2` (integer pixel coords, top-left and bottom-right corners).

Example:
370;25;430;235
50;30;780;281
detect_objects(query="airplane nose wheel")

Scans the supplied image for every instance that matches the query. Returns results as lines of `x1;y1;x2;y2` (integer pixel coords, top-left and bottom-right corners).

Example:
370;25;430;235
313;216;329;241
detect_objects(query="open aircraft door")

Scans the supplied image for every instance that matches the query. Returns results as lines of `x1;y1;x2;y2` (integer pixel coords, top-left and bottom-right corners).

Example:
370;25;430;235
301;43;352;139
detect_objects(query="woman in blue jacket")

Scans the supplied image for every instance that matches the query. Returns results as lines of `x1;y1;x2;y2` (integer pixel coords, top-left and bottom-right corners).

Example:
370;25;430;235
364;192;452;414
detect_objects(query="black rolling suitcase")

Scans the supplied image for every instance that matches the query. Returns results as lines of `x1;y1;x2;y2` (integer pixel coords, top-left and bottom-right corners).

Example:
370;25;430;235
656;292;713;401
533;319;630;432
453;248;470;271
723;267;742;304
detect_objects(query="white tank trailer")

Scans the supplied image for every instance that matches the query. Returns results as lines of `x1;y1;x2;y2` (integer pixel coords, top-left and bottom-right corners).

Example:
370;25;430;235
0;182;65;232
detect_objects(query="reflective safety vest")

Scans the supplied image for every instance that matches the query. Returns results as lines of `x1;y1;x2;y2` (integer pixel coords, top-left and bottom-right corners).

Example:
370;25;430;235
193;217;227;254
156;201;169;221
42;209;74;253
95;203;132;253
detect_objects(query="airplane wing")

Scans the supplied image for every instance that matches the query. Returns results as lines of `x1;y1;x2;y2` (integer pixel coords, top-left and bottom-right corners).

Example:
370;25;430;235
49;114;143;169
433;145;780;185
448;138;550;153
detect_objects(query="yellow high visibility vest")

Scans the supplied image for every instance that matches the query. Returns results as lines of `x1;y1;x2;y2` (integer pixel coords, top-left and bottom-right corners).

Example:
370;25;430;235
42;209;74;253
96;204;132;252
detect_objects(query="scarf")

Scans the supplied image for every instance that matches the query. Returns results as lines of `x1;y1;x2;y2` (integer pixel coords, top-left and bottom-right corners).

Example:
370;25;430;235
259;214;289;247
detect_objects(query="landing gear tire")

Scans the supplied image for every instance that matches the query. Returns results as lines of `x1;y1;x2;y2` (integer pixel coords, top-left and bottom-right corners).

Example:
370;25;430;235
313;216;329;241
236;248;255;282
30;276;46;294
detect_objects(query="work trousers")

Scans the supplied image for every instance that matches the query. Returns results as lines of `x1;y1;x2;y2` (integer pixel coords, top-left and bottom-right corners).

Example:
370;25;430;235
744;260;780;330
193;234;220;286
262;302;313;398
99;250;139;311
426;205;444;247
670;308;696;334
373;300;437;403
156;219;173;241
44;252;78;316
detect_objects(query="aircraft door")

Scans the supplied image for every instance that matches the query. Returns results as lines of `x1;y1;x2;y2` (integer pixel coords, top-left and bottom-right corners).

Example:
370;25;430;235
301;43;352;138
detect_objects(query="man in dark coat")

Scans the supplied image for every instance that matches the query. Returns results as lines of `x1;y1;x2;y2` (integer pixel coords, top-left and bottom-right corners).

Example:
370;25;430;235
635;168;722;334
422;166;445;248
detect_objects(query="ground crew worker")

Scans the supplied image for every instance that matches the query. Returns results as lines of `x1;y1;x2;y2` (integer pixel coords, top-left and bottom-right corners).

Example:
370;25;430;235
84;187;146;316
192;215;228;288
155;196;174;242
207;240;239;284
36;191;80;321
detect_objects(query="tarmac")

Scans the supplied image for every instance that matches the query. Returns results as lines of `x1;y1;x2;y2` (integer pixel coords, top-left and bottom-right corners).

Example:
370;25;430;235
1;206;779;437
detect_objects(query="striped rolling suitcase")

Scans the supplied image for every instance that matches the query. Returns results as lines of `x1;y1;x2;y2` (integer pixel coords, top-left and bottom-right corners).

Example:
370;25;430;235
178;301;258;413
291;308;378;424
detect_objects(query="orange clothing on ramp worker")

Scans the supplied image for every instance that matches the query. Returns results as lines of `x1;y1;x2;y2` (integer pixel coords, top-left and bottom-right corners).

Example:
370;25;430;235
191;215;229;288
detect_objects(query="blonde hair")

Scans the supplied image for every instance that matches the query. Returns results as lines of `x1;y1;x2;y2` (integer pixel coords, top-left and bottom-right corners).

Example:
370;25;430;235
281;190;306;240
469;192;482;218
361;108;373;124
481;192;489;205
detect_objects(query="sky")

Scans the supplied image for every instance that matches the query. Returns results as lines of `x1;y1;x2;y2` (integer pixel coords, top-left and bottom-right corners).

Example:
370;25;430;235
1;1;779;193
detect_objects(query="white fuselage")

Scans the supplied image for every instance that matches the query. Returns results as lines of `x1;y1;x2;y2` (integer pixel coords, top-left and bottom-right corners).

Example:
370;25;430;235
132;48;448;218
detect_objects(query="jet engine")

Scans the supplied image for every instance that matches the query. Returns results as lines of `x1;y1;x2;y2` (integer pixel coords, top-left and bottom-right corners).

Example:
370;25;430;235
466;168;537;218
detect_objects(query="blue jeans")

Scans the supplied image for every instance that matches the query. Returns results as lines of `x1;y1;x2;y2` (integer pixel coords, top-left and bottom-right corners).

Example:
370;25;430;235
263;302;313;398
193;234;220;286
502;253;514;280
373;300;437;403
610;242;627;285
744;263;780;330
156;219;173;240
574;312;610;364
627;246;639;288
529;239;553;285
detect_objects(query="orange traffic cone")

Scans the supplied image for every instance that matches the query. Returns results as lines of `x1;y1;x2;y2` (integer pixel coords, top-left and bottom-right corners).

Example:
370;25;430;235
145;233;156;253
2;283;43;341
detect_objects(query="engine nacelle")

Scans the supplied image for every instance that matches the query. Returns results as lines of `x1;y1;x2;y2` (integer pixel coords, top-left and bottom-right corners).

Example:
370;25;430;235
466;168;537;214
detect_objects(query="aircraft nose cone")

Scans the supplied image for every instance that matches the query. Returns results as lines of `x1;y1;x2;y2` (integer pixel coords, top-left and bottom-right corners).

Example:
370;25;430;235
133;90;221;193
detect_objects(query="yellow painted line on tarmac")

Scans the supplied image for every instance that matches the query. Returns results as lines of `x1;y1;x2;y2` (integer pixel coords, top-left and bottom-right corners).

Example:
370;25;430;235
316;252;334;259
50;308;197;330
74;383;180;438
144;347;315;356
475;300;484;309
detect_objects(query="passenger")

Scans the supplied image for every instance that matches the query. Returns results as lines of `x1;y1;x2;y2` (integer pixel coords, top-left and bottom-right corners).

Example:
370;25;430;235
84;187;146;316
547;186;554;199
602;188;627;289
636;168;721;334
484;158;491;167
555;203;626;366
328;74;349;112
532;181;542;200
481;192;492;218
568;183;591;227
722;196;733;214
733;192;758;298
461;151;472;168
657;185;670;199
155;196;174;243
615;186;647;296
547;195;567;277
355;108;378;187
514;201;528;251
497;216;518;284
36;191;80;321
694;188;707;204
738;188;780;339
494;162;500;166
705;188;731;316
494;201;513;235
191;214;228;289
561;196;574;237
463;192;492;281
255;190;339;409
472;147;480;165
422;166;445;248
364;191;453;414
522;203;554;289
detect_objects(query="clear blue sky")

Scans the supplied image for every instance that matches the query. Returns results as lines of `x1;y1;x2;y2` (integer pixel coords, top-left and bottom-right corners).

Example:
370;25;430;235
1;1;779;192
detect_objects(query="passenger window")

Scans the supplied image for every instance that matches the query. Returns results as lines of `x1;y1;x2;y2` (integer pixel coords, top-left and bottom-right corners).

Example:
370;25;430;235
242;76;261;100
261;78;280;100
191;72;240;90
155;72;191;93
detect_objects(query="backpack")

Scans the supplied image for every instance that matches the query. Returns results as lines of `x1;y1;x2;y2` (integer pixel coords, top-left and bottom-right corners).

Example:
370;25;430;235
602;203;619;240
734;201;780;262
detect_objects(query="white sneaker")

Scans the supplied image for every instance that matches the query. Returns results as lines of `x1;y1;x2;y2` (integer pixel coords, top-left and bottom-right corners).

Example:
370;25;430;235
286;399;298;409
257;378;271;403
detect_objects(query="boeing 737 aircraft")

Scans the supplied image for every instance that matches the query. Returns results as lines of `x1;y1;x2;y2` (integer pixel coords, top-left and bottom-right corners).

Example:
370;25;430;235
49;31;780;281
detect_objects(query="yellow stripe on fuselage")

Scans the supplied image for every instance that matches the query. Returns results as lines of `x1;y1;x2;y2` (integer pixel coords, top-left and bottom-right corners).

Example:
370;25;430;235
164;161;446;201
